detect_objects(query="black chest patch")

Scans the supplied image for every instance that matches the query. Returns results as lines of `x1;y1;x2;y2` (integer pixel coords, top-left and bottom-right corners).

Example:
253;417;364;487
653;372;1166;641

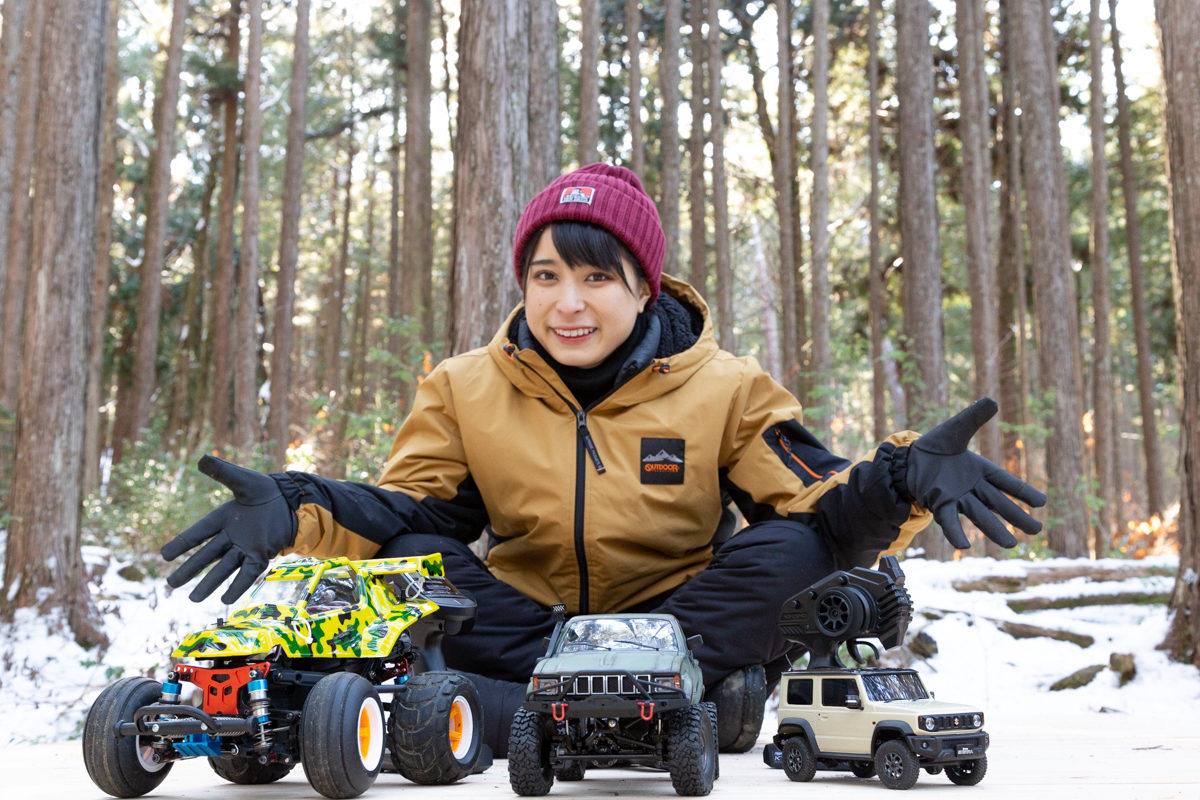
641;438;685;484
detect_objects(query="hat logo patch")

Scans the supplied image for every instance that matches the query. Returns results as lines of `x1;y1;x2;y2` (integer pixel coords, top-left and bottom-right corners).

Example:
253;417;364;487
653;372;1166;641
559;186;596;205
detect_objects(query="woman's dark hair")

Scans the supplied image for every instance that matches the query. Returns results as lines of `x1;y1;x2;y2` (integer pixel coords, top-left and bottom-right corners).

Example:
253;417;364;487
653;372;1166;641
518;221;644;293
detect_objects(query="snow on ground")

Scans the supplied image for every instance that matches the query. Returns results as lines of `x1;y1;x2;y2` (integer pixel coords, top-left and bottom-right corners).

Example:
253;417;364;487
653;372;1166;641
1;551;1192;746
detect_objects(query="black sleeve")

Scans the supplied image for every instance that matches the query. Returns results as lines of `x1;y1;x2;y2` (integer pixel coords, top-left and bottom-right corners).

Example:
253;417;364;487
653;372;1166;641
812;443;914;569
273;470;491;547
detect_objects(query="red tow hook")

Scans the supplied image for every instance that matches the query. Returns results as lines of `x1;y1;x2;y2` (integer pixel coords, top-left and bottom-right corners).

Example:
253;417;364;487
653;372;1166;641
638;701;655;721
552;703;569;722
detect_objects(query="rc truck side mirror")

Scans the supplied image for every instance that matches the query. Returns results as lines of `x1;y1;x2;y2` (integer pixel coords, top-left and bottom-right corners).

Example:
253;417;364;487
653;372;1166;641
686;634;704;651
846;694;862;710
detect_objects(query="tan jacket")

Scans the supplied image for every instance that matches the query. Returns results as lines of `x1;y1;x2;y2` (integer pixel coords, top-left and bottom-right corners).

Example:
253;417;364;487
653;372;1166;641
285;275;931;614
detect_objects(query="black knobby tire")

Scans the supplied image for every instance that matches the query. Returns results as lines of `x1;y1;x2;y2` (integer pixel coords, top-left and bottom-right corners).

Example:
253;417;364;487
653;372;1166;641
714;665;766;753
924;765;943;775
666;705;717;796
945;756;987;786
209;755;293;784
82;677;173;798
508;708;554;796
701;701;720;780
388;672;482;785
875;740;920;790
300;672;386;799
555;760;587;781
781;737;817;783
850;760;877;779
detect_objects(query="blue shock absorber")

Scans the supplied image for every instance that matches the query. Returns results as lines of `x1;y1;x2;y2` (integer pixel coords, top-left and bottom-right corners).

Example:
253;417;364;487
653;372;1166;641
160;673;182;704
247;671;272;753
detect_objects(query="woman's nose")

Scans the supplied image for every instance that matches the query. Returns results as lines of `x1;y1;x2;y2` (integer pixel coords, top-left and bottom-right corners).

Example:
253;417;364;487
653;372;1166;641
555;283;586;313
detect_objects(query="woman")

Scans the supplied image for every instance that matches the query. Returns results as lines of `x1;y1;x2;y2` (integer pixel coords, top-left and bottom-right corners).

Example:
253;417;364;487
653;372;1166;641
162;164;1043;754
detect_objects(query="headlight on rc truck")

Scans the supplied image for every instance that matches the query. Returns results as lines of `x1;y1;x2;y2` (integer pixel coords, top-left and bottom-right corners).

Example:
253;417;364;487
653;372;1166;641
531;677;562;695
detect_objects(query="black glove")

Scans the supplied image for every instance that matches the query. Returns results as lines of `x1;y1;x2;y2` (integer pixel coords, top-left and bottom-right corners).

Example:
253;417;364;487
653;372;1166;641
900;398;1046;550
161;455;297;603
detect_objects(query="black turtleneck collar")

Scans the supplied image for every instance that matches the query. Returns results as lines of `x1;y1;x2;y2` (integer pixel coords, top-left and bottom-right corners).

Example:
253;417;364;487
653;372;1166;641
527;314;648;410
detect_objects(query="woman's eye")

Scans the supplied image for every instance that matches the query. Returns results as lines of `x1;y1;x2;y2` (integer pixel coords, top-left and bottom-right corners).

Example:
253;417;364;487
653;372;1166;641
533;270;557;281
585;272;610;282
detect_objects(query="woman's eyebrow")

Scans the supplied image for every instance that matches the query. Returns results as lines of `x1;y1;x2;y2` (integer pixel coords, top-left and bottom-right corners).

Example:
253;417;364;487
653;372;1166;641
528;258;557;266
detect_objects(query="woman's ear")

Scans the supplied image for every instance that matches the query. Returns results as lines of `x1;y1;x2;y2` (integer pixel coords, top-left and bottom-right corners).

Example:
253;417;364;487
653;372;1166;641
636;279;651;313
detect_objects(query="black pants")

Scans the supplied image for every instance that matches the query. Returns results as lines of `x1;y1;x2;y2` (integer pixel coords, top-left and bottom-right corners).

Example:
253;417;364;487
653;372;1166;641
378;520;835;688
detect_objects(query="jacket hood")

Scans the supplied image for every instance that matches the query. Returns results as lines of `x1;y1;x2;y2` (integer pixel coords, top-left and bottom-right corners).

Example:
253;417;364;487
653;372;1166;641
488;274;719;411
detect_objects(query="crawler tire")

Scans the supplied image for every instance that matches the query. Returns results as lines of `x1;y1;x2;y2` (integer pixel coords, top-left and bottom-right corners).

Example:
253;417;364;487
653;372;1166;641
389;672;481;785
300;672;385;798
82;677;173;798
875;740;920;790
781;736;817;782
701;701;720;780
209;755;293;784
713;665;766;753
555;760;587;781
508;708;554;796
666;705;717;796
850;760;877;779
945;756;987;786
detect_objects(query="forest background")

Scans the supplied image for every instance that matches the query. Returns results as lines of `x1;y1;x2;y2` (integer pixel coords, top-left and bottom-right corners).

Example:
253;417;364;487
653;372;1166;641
0;0;1198;672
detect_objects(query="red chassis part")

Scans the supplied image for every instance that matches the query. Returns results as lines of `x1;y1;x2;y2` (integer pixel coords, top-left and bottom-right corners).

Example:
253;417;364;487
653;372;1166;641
173;662;271;716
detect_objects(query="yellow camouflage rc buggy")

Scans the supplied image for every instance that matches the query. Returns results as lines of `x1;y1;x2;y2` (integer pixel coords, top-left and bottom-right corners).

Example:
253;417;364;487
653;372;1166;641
82;554;484;799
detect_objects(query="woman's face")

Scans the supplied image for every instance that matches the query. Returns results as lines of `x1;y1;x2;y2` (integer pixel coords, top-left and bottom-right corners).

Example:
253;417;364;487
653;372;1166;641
523;228;650;369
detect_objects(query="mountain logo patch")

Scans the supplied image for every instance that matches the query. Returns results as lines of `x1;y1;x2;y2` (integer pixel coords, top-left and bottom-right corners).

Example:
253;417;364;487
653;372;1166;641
559;186;596;205
641;438;685;485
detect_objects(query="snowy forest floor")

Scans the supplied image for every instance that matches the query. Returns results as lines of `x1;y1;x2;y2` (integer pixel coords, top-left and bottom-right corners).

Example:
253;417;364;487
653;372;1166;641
1;546;1196;796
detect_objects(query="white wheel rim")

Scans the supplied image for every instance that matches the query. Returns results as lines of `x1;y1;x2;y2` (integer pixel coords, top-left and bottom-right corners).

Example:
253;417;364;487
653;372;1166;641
356;697;384;771
449;696;474;761
135;736;166;773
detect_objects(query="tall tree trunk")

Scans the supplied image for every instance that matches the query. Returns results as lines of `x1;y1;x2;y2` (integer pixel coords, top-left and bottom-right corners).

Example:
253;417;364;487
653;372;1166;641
659;0;682;276
776;0;797;398
998;0;1027;484
626;0;644;179
0;0;30;310
957;0;1000;469
84;0;122;493
1015;0;1089;557
265;0;309;467
234;0;263;450
325;141;355;402
386;68;402;400
752;218;781;381
446;0;528;355
1111;0;1164;517
0;0;44;419
0;0;109;650
405;0;434;358
351;152;377;417
708;0;731;349
127;0;188;448
210;2;242;450
1089;0;1113;555
529;0;561;193
868;0;885;443
1156;0;1200;666
579;0;599;165
504;0;530;310
688;0;706;302
809;0;831;428
897;0;951;560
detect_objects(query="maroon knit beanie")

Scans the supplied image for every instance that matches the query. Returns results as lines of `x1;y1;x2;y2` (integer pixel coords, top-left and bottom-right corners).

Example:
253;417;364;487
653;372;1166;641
512;163;666;304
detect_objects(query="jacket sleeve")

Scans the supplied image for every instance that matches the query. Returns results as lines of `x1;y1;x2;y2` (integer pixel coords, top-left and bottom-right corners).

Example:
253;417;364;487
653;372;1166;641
718;357;932;568
279;364;490;560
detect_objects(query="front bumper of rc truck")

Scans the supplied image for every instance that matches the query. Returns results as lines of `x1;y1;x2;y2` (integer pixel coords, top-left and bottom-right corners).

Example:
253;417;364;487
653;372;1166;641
906;730;990;764
524;669;690;720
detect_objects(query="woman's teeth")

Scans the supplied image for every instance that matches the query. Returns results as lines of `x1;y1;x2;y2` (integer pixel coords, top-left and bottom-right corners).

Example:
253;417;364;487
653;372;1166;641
554;328;596;339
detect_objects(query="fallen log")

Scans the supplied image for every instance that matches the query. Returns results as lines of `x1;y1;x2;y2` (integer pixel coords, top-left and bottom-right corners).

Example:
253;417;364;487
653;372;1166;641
991;620;1095;648
1007;592;1170;613
953;565;1176;594
1049;665;1106;691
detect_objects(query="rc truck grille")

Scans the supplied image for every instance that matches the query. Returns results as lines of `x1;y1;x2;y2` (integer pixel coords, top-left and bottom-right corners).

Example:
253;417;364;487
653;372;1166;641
563;674;670;696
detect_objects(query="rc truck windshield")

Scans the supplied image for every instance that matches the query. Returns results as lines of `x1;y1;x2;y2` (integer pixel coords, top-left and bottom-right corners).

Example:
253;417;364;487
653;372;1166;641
241;576;308;608
559;617;680;653
861;671;929;702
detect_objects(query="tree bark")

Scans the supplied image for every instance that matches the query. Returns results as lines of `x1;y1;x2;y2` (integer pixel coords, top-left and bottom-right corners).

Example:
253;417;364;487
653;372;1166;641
233;0;263;450
83;0;122;493
265;0;309;467
776;0;797;398
350;151;377;417
897;0;951;560
386;67;402;400
1156;0;1200;665
868;0;885;443
1015;0;1089;557
957;0;1001;471
688;0;707;302
0;0;29;311
1111;0;1164;518
708;0;731;349
0;0;109;650
405;0;434;357
529;0;561;193
0;0;44;418
209;2;242;450
325;140;355;401
1088;0;1113;555
579;0;599;165
809;0;831;427
659;0;681;276
127;0;188;449
626;0;644;179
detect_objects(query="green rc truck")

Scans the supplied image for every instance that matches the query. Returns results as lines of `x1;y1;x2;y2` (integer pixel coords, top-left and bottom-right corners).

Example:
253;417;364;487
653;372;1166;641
508;611;718;797
82;554;485;799
763;556;989;790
